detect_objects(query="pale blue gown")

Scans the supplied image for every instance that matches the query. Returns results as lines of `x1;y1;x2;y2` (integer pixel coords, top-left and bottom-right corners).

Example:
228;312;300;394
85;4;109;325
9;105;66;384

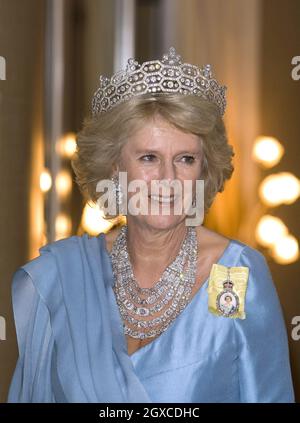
7;232;295;402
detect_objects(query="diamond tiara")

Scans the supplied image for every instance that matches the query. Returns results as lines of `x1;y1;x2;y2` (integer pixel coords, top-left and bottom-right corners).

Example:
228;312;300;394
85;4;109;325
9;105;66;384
92;47;227;116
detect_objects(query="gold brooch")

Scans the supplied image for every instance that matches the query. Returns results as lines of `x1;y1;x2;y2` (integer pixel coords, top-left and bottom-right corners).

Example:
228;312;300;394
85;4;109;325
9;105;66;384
207;264;249;319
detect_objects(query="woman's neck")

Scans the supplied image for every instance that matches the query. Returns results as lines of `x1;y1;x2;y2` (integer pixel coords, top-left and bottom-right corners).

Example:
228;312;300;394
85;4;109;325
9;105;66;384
126;219;188;273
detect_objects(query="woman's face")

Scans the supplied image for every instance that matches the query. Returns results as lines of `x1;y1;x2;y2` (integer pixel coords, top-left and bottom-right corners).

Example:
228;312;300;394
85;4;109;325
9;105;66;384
117;115;203;231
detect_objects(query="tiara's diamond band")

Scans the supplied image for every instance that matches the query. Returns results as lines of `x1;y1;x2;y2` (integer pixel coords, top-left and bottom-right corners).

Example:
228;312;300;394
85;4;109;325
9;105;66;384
92;47;226;116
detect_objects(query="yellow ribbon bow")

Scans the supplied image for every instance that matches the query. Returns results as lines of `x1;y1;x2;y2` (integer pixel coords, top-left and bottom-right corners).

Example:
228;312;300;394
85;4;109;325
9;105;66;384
207;263;249;319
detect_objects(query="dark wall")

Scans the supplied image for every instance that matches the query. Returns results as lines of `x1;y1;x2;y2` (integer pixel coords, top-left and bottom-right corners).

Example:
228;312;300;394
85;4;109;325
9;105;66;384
0;0;45;402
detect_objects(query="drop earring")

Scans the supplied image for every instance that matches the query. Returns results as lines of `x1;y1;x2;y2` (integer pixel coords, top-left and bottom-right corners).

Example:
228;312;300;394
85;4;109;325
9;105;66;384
111;173;123;207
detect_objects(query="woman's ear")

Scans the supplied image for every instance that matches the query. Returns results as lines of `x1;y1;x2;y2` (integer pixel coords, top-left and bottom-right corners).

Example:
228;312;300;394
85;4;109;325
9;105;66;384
111;163;119;177
113;157;125;174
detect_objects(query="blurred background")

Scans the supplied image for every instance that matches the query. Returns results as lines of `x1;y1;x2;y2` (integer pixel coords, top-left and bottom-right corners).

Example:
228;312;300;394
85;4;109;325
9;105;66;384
0;0;299;402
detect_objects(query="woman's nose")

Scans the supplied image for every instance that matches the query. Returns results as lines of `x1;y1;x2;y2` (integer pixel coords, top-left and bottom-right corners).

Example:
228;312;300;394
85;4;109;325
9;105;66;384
159;160;176;182
156;161;178;196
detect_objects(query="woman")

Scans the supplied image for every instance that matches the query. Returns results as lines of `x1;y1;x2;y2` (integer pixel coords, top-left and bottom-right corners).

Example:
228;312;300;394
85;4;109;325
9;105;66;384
8;48;294;402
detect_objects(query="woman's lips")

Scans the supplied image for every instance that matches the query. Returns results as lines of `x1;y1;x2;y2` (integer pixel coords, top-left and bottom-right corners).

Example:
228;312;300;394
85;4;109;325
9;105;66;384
148;195;176;204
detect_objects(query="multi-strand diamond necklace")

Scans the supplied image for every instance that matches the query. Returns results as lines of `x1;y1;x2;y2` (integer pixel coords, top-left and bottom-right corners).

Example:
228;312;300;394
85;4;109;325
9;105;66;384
109;225;198;340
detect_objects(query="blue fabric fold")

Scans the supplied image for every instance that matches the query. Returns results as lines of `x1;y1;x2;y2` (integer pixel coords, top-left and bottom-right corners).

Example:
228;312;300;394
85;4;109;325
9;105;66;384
8;233;150;403
7;233;295;403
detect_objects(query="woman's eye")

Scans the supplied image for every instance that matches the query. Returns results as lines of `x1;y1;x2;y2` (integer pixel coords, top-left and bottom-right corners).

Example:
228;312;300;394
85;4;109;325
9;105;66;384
139;154;156;162
139;154;195;164
181;155;195;164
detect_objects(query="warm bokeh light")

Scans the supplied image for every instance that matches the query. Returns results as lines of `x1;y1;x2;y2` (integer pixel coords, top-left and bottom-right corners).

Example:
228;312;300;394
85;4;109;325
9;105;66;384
55;213;72;240
81;202;115;235
56;132;77;158
56;169;73;198
252;136;284;168
42;233;48;246
40;169;52;192
259;172;300;206
30;130;45;259
271;234;299;264
255;215;288;247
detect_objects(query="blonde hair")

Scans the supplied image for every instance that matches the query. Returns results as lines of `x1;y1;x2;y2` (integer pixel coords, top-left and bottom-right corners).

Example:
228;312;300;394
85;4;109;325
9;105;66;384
71;94;234;215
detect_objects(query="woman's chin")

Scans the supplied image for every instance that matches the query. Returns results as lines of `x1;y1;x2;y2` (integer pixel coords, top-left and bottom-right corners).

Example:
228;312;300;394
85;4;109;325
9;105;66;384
133;213;186;231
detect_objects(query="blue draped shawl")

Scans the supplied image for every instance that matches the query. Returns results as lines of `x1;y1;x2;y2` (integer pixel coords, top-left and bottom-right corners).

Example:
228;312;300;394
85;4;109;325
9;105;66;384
7;233;295;402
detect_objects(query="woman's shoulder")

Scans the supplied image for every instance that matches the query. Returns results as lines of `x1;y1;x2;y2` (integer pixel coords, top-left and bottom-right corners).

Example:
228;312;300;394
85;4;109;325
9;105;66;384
13;235;79;276
39;234;85;254
11;232;110;319
13;232;109;291
196;225;267;266
24;233;104;263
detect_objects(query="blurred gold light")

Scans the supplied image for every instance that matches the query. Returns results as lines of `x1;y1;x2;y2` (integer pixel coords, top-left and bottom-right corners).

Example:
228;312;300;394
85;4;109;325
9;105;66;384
42;233;48;246
255;215;288;247
56;170;72;198
259;172;300;206
81;202;114;236
55;213;72;240
271;234;299;264
40;169;52;192
252;136;284;168
276;172;300;204
56;133;77;158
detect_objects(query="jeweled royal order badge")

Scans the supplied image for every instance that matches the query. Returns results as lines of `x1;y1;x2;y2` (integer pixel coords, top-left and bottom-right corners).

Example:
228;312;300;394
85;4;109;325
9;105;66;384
207;264;249;319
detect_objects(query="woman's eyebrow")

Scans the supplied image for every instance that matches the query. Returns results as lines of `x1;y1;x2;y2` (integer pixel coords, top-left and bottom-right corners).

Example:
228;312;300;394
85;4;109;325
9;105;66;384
134;149;202;155
134;149;160;154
